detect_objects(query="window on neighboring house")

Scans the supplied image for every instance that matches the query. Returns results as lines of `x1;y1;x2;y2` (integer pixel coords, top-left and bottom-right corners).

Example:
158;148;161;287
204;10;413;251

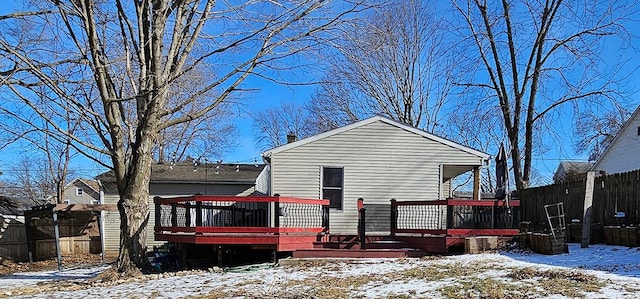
76;188;83;196
63;199;70;204
322;167;344;210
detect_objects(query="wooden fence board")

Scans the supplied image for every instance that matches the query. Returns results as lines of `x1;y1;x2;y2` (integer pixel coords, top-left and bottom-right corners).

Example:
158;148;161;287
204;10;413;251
0;216;99;261
521;169;640;228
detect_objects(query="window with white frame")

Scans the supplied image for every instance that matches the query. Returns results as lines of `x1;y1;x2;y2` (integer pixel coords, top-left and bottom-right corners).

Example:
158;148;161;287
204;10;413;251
76;188;83;196
322;167;344;210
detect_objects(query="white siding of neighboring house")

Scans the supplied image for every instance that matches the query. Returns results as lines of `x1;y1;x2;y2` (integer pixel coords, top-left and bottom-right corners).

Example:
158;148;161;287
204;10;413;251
268;120;485;234
101;183;256;255
255;166;270;195
593;108;640;174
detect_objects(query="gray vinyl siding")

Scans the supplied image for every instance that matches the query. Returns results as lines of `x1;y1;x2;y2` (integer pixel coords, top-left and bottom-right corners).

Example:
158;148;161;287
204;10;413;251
101;183;256;255
102;194;121;255
102;194;163;255
270;120;484;234
63;181;100;204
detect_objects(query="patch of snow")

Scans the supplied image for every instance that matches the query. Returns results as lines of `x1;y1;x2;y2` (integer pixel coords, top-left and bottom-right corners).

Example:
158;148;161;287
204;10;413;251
2;243;640;298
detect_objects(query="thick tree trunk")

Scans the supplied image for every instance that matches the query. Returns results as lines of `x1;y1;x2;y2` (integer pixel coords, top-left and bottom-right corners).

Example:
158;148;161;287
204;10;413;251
115;128;157;275
116;185;151;276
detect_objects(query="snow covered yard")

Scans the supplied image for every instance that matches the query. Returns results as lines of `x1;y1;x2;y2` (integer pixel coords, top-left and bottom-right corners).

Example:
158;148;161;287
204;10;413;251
1;244;640;298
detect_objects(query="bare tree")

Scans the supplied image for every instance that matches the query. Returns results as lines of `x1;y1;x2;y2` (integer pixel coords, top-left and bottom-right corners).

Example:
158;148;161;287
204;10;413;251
447;102;504;192
308;0;456;133
0;108;78;204
574;106;631;162
452;0;635;191
0;0;371;275
5;156;75;206
253;101;315;149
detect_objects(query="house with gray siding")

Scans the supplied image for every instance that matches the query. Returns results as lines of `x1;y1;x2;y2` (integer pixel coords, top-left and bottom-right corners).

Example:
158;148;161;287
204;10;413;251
49;178;100;204
262;116;490;235
97;163;267;255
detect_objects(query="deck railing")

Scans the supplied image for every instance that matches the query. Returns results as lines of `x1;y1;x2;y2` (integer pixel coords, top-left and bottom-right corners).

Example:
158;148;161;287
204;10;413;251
390;199;520;236
154;195;330;235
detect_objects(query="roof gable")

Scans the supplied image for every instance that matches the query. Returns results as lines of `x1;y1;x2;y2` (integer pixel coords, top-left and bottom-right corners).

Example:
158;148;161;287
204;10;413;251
263;116;489;159
69;178;100;193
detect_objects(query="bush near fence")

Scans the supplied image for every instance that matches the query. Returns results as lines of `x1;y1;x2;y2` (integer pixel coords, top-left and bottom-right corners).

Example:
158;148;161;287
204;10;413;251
521;169;640;243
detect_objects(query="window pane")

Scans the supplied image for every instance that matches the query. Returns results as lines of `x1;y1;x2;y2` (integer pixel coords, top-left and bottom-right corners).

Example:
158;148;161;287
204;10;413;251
323;189;342;210
323;168;343;187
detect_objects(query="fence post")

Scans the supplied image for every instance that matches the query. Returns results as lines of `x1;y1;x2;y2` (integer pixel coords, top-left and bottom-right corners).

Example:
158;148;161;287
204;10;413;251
390;199;397;237
582;171;595;248
357;198;366;250
52;210;62;271
24;210;34;263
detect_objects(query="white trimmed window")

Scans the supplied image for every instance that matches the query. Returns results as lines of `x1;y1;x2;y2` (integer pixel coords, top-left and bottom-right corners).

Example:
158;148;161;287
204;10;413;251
322;167;344;210
76;188;83;196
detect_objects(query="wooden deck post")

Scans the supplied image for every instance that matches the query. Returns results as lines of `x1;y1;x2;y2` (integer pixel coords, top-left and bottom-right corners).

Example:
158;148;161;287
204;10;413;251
185;201;191;227
473;167;480;200
170;203;177;227
195;201;202;227
154;197;161;229
390;199;397;237
274;200;280;228
357;198;366;250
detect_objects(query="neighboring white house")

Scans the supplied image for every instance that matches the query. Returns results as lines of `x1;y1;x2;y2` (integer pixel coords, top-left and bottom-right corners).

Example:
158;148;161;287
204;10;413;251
97;163;267;255
261;116;490;234
592;105;640;175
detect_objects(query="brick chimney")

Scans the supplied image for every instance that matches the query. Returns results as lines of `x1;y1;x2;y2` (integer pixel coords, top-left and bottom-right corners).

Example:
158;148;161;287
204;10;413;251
286;132;297;143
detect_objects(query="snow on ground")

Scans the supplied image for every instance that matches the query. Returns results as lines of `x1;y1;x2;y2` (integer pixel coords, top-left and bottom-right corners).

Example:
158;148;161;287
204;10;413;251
1;244;640;298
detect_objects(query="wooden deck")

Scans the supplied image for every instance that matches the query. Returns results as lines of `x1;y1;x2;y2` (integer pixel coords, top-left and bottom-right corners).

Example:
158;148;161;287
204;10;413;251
155;196;520;257
154;195;329;251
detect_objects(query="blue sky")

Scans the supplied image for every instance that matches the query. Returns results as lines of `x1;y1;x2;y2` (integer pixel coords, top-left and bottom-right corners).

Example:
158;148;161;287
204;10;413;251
1;1;639;187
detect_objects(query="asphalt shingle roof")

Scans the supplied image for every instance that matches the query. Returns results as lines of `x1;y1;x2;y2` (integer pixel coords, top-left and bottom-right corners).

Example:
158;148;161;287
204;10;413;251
97;163;265;184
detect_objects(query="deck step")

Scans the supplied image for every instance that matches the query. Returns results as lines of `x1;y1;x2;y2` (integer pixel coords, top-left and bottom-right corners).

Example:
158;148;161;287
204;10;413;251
292;248;426;259
314;240;409;250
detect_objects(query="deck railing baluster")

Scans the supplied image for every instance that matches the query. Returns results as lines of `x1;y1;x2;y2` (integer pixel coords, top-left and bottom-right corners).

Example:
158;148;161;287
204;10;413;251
389;199;520;235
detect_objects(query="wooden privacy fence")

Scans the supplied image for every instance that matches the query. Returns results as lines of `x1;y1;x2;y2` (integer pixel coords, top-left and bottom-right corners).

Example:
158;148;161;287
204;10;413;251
0;216;100;261
0;217;28;261
521;169;640;228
